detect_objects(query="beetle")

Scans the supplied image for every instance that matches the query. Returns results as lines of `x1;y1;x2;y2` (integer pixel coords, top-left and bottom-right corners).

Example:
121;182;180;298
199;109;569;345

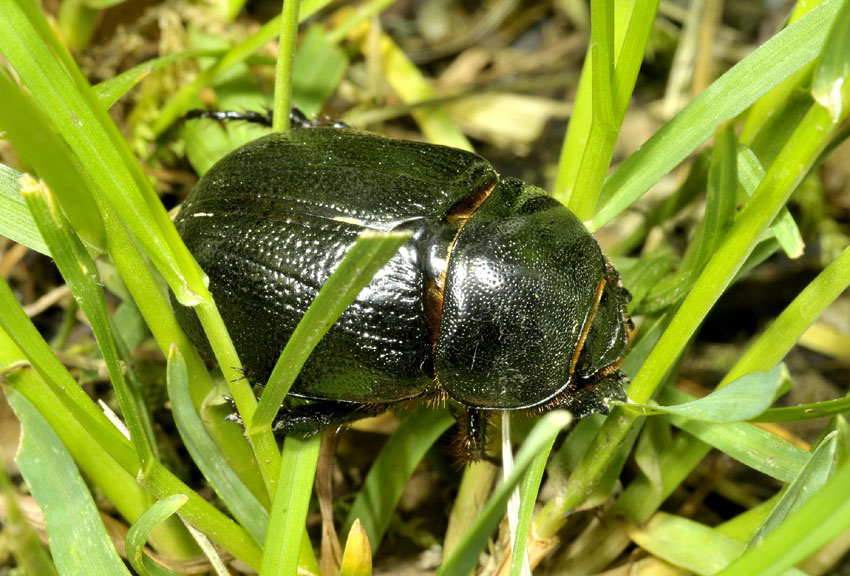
173;115;631;460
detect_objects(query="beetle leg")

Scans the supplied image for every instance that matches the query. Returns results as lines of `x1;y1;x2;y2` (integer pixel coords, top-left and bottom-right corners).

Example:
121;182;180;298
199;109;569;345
182;108;347;129
529;370;629;419
455;407;490;462
270;400;385;437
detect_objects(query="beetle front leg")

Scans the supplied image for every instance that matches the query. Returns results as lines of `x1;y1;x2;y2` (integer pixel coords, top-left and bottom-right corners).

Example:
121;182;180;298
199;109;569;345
455;407;489;462
270;400;385;437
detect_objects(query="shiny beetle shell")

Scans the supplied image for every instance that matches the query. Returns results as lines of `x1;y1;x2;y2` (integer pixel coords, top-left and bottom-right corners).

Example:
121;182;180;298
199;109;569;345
173;126;630;450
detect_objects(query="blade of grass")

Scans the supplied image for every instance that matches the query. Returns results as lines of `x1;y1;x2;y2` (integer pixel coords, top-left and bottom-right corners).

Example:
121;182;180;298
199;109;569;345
21;176;155;469
749;431;837;547
567;0;661;220
93;49;224;109
509;433;557;576
261;434;322;575
715;459;850;576
150;0;333;136
618;364;788;422
592;0;844;229
0;164;49;255
756;395;850;422
6;388;133;575
555;0;656;204
0;293;264;567
166;346;268;545
628;513;807;576
344;406;455;553
811;0;850;121
436;411;572;576
126;496;188;576
0;444;58;576
739;0;826;144
250;230;411;430
0;69;105;252
661;388;809;483
737;146;804;258
272;0;300;132
0;0;207;305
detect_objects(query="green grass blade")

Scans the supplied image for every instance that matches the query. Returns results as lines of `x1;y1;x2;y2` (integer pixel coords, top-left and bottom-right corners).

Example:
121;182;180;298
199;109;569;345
749;431;837;547
93;49;223;109
22;177;155;467
697;124;738;270
272;0;300;132
629;513;806;576
715;459;850;576
737;146;804;258
292;25;349;117
0;164;49;255
0;276;136;472
554;0;636;202
510;435;557;576
6;388;133;576
811;0;850;121
592;0;843;229
250;230;411;430
565;0;615;221
566;0;661;220
0;1;208;305
261;434;322;576
619;364;788;422
662;390;808;483
756;396;850;422
126;496;187;576
0;69;105;252
437;411;572;576
343;406;455;553
166;346;268;544
0;447;58;576
724;242;850;385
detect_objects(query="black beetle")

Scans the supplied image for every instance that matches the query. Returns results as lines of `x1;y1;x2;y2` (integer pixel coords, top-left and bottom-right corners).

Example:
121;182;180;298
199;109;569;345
173;116;631;460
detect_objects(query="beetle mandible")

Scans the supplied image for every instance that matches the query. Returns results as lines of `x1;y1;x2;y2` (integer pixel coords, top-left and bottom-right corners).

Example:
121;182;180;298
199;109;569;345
173;115;631;460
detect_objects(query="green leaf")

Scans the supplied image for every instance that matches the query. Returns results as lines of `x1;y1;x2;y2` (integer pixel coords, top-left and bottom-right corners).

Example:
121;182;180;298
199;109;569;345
0;450;58;576
661;388;809;483
592;0;844;229
736;146;804;258
344;406;455;553
0;69;106;252
166;346;268;544
749;431;837;547
437;411;572;576
0;0;207;305
261;434;322;576
250;230;411;430
0;164;49;255
22;177;155;467
716;459;850;576
811;0;850;122
510;432;557;576
292;25;348;117
93;49;222;109
6;389;133;576
126;496;187;576
629;513;807;576
619;364;788;422
697;124;738;271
